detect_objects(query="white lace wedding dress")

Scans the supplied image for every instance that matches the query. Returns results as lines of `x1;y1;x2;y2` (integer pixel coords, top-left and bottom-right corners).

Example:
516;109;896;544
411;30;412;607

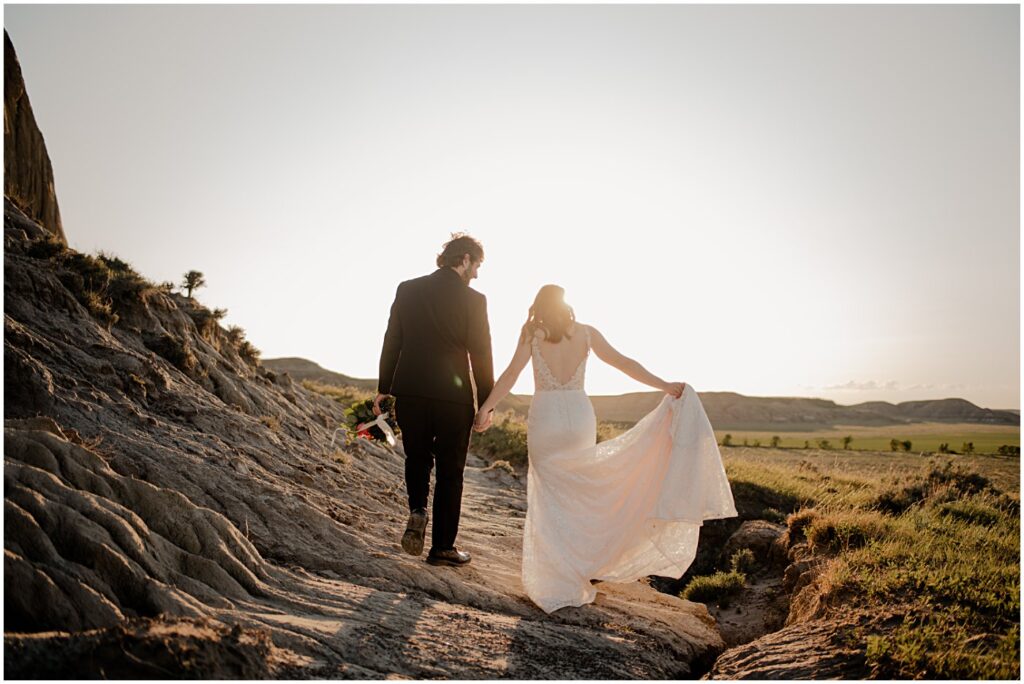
522;325;738;613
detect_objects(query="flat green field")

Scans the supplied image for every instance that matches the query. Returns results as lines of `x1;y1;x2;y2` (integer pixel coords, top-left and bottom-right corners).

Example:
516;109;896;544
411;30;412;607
714;422;1019;455
721;444;1021;496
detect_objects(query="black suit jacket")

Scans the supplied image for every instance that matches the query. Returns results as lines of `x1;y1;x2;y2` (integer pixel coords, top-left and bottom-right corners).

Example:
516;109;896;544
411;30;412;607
378;268;494;409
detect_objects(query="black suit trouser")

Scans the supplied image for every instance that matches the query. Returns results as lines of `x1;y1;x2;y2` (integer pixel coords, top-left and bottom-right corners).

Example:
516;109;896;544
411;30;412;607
394;396;475;551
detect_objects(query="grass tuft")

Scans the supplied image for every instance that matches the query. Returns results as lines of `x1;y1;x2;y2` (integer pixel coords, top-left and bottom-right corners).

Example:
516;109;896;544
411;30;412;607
873;460;996;516
680;570;747;604
729;548;757;574
805;510;891;552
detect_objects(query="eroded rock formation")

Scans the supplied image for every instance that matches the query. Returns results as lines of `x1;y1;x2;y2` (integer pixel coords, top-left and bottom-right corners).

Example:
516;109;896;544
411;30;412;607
4;31;65;244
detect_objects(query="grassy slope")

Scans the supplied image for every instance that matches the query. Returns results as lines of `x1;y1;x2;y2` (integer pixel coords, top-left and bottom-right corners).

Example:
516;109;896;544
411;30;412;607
720;446;1019;679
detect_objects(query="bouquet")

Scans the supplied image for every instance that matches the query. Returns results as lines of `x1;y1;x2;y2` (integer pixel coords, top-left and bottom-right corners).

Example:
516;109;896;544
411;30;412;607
344;396;400;444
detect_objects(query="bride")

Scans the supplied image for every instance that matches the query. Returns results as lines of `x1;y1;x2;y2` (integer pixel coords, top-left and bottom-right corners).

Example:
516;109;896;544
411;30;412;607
473;285;738;613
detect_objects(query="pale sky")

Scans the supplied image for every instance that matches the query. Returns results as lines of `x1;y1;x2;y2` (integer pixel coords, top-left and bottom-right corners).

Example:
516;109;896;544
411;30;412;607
4;3;1020;409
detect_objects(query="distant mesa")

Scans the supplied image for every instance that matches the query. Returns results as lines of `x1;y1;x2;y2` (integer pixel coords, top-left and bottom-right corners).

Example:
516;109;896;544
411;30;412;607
595;391;1019;429
4;30;66;244
261;357;377;391
277;356;1019;429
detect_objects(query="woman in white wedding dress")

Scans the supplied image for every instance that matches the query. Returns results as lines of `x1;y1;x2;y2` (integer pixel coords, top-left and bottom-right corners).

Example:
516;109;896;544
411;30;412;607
474;285;738;613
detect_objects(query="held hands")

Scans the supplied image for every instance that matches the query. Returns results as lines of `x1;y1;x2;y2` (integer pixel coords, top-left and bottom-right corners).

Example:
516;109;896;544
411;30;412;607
373;393;390;416
473;407;494;432
663;382;686;399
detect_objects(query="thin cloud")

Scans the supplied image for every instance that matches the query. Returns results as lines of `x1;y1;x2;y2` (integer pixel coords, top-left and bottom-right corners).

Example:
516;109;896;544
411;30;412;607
822;380;901;391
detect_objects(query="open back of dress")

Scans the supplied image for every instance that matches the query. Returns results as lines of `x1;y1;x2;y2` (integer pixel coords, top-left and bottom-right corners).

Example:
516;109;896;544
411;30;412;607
522;324;738;613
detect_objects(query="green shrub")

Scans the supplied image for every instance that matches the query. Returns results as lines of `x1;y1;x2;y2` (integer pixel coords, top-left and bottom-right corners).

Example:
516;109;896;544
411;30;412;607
786;507;819;540
729;548;757;574
26;236;66;259
873;461;994;516
52;249;157;326
96;251;137;276
472;413;528;469
680;570;746;603
597;421;631;443
301;380;374;406
62;252;112;292
806;510;889;552
108;270;154;305
238;340;261;365
936;499;1003;527
82;290;118;327
189;307;227;342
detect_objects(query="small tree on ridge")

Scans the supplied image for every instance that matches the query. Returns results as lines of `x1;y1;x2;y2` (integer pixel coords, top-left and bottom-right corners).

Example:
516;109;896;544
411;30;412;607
182;270;206;299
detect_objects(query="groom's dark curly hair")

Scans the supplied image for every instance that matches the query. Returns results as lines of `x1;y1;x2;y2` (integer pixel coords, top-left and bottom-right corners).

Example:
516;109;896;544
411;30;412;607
436;233;484;269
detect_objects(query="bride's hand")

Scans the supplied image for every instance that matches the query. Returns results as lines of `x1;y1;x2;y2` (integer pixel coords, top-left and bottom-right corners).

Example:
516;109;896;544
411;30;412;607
664;382;686;398
474;408;494;432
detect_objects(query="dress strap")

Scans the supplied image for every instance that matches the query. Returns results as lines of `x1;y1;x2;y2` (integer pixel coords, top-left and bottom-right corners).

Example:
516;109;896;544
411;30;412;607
582;324;591;352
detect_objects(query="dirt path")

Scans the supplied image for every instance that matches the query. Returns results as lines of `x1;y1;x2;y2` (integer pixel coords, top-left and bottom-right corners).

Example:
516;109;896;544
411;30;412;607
208;450;730;678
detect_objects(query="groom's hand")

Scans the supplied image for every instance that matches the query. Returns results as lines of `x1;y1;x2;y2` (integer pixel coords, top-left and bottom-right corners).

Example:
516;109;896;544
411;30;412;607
373;393;390;416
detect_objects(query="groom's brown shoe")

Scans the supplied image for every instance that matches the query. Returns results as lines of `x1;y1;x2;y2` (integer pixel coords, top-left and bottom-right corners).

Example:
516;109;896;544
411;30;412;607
401;508;428;556
426;547;471;567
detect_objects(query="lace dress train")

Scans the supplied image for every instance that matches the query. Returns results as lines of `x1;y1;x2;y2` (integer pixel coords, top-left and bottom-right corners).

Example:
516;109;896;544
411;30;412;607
522;326;738;613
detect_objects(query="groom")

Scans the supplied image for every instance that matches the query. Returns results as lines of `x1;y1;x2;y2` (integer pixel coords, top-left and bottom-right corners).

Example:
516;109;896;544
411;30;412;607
374;233;495;567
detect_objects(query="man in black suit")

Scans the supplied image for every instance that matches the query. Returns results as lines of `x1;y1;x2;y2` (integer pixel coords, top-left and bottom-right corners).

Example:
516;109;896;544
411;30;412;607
374;234;495;567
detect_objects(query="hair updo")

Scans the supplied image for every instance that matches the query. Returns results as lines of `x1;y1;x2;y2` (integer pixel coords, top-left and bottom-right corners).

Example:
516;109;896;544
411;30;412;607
520;284;576;345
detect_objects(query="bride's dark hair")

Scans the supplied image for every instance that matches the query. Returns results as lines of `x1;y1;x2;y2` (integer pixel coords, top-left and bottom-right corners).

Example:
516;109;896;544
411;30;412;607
520;285;576;345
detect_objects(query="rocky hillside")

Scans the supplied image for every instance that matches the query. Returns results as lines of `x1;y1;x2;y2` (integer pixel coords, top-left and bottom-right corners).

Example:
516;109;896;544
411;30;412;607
3;30;65;244
4;200;744;676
